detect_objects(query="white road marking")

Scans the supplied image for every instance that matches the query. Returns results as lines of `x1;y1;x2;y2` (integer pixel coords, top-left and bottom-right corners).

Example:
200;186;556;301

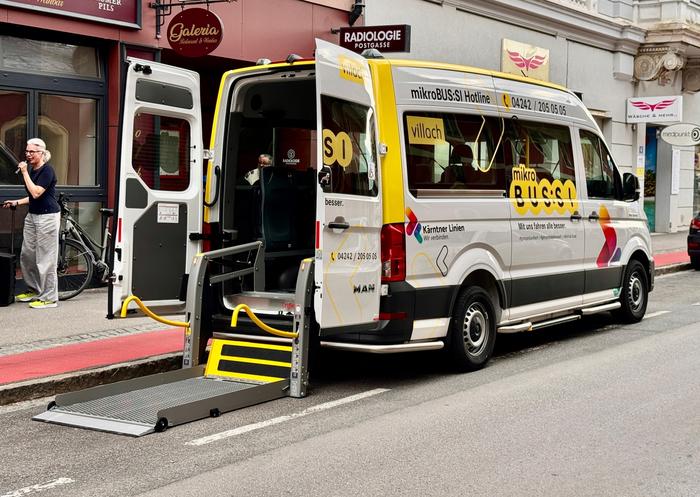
692;303;700;306
1;478;74;497
186;388;390;446
644;310;670;319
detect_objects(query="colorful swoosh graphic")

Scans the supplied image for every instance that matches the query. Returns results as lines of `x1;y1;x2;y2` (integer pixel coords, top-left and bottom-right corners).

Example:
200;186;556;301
596;205;621;267
405;207;423;243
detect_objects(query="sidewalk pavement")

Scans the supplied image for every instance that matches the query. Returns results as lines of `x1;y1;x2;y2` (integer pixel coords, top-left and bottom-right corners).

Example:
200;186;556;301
0;231;694;405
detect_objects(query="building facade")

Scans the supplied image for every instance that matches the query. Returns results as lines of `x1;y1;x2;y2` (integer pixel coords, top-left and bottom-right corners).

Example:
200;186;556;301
367;0;700;232
0;0;356;247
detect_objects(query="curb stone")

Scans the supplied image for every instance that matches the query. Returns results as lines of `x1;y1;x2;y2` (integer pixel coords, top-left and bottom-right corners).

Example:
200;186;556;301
0;353;182;406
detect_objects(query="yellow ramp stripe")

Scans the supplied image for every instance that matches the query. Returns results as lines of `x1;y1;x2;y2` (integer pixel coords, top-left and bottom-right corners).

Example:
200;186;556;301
214;340;292;352
219;356;291;368
206;370;286;383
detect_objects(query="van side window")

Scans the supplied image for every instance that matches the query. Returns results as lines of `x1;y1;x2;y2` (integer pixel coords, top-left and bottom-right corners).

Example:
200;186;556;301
320;95;378;197
505;120;575;185
132;113;191;192
403;112;506;195
580;130;620;200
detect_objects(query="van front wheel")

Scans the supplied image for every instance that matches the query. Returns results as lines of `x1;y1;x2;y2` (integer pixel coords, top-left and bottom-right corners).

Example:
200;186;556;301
615;259;648;323
448;286;496;372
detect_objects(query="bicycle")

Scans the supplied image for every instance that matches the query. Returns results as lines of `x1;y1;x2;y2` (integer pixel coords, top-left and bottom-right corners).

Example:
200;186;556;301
57;193;113;300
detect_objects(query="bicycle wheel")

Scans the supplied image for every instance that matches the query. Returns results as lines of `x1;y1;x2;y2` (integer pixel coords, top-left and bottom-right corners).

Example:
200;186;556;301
57;238;94;301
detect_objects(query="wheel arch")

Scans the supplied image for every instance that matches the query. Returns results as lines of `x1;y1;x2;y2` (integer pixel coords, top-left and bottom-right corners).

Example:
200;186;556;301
450;268;505;325
627;248;654;291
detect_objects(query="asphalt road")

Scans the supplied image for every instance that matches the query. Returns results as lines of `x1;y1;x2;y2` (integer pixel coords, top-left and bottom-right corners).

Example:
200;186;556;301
1;270;699;497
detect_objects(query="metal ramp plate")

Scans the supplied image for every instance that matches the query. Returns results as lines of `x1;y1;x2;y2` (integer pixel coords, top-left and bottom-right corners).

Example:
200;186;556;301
33;377;284;436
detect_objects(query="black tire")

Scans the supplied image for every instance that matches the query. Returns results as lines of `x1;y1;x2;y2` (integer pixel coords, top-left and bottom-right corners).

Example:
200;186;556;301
615;259;648;323
57;238;93;301
447;286;497;372
691;255;700;271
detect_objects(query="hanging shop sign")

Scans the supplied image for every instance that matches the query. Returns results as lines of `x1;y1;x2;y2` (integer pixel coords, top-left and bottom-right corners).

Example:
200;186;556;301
659;123;700;146
501;39;550;81
167;8;223;58
0;0;140;29
339;25;411;53
626;95;682;123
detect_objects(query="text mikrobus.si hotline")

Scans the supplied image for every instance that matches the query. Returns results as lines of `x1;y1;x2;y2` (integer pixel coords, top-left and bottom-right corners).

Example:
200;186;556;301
410;86;492;104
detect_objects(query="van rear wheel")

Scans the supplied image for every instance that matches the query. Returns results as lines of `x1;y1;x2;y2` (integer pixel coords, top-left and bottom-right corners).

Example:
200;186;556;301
448;286;496;372
614;259;648;323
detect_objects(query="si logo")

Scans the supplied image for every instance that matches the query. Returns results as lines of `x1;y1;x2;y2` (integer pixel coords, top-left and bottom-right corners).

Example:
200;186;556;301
323;129;353;168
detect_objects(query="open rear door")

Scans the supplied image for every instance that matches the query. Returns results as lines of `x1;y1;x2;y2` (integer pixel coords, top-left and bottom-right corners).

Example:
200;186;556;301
314;40;382;332
111;58;203;316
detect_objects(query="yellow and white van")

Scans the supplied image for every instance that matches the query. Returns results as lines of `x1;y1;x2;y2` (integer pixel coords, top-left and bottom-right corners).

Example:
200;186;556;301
111;39;652;371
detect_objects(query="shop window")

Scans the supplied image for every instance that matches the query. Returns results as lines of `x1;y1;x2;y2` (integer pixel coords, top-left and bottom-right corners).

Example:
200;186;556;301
580;130;620;200
404;112;506;195
132;113;191;192
320;95;378;197
0;90;27;186
39;94;97;186
0;36;99;79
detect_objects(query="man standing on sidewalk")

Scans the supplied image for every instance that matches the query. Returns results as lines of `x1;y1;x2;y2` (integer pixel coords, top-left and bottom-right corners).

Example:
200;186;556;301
1;138;60;309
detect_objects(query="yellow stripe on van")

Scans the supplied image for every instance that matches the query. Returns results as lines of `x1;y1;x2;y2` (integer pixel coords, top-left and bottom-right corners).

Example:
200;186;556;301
370;60;405;224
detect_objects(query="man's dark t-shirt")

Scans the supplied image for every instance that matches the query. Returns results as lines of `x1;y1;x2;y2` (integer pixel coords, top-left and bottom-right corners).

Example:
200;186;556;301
26;164;60;214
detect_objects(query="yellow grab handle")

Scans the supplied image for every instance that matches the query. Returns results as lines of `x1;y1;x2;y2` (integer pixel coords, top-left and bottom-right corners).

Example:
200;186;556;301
120;295;190;329
230;303;298;339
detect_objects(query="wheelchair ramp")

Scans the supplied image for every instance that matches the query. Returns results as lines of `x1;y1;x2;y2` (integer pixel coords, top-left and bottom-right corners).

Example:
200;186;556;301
33;338;292;437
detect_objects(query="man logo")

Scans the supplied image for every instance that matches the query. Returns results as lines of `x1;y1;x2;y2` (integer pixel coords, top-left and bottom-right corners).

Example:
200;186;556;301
353;284;376;294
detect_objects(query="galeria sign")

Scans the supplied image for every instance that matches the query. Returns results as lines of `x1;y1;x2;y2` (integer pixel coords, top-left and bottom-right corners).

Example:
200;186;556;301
167;8;223;58
659;123;700;146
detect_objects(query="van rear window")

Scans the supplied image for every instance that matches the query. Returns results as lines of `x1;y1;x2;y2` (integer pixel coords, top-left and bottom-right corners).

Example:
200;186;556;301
131;113;191;192
320;95;378;197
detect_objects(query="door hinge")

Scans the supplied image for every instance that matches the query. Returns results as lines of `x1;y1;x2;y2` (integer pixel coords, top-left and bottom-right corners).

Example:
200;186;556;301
203;149;214;161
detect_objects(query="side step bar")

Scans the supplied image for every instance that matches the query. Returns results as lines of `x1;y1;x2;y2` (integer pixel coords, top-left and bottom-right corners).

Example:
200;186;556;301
320;341;444;353
498;301;622;334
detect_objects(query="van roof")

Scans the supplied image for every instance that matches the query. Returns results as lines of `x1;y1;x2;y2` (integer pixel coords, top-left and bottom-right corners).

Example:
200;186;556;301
223;56;571;96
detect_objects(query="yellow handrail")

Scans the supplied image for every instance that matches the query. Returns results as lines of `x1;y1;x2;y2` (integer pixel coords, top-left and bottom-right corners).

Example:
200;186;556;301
230;303;298;339
120;295;190;329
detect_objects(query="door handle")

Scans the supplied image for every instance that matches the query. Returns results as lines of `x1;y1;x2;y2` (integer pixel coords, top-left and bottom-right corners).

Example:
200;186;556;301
588;212;600;221
570;211;582;222
328;221;350;230
328;216;350;230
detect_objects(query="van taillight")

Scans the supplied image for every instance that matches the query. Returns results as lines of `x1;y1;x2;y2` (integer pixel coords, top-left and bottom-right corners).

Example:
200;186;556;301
691;217;700;231
381;223;406;282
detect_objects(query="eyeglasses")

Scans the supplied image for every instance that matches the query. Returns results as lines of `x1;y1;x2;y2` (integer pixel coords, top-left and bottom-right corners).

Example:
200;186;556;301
25;150;41;155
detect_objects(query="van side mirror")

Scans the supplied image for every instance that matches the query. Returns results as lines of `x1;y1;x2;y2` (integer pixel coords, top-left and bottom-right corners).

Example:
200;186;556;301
622;172;640;202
